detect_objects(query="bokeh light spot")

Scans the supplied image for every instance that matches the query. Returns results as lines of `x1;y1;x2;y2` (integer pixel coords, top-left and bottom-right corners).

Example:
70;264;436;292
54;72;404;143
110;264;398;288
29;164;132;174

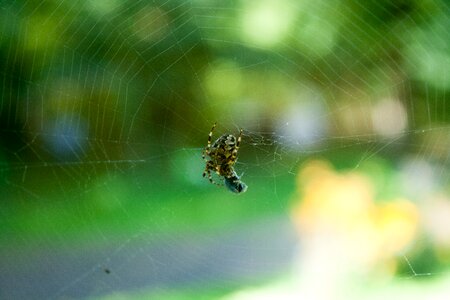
241;0;296;48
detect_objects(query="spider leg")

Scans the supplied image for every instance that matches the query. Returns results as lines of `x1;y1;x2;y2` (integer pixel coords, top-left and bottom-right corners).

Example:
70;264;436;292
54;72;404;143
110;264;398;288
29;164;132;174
203;162;222;186
203;161;213;177
207;123;217;152
202;149;208;162
236;128;242;149
202;122;217;161
230;128;243;162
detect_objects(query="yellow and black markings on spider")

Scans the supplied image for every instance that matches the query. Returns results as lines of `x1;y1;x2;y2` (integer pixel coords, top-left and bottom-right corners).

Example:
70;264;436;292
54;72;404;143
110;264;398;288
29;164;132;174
202;123;248;193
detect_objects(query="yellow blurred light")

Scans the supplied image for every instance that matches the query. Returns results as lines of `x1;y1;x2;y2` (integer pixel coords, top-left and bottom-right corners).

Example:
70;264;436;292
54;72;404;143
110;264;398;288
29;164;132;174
294;160;374;234
376;200;419;256
241;0;296;48
291;160;419;277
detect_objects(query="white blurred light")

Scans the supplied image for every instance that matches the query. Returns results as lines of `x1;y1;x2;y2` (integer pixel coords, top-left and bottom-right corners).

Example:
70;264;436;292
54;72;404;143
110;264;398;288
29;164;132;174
422;195;450;247
398;157;436;200
371;98;408;137
277;93;327;150
241;0;296;47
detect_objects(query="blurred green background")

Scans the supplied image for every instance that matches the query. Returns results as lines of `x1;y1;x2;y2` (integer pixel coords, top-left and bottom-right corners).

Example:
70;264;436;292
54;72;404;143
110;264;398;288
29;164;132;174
0;0;449;299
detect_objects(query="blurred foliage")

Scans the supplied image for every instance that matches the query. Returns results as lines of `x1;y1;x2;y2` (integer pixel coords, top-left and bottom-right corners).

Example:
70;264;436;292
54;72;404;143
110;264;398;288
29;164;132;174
0;0;449;161
0;0;450;298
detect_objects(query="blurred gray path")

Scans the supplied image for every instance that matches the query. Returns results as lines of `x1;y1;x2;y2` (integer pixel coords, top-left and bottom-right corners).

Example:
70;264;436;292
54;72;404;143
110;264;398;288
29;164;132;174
0;216;298;299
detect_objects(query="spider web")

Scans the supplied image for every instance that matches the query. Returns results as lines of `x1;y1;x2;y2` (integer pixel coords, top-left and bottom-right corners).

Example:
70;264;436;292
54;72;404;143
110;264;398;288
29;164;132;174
0;0;449;299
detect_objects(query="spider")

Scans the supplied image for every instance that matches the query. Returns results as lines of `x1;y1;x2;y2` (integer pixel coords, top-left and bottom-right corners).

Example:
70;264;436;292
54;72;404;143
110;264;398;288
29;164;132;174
202;123;248;193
